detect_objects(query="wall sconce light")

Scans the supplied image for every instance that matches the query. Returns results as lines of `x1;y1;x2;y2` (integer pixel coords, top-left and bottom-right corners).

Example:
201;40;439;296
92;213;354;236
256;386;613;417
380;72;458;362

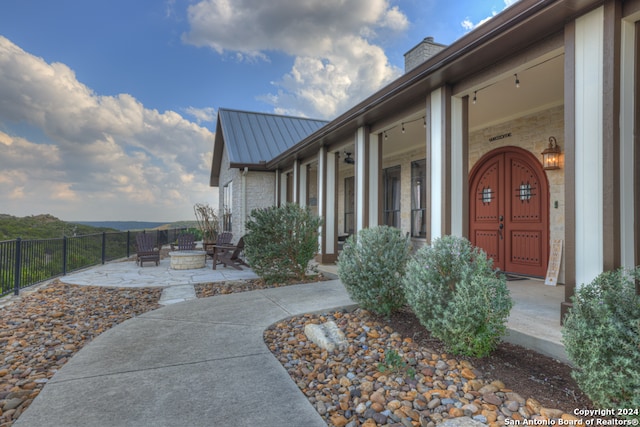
344;152;355;164
542;136;561;170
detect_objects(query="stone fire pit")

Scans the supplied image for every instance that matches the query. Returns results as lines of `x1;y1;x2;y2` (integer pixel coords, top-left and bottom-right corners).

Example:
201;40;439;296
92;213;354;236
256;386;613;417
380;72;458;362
169;250;207;270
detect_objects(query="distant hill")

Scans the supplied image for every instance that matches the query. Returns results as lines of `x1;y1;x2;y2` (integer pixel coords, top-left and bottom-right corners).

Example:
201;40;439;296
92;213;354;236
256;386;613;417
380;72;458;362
72;221;165;231
72;220;198;231
0;214;119;240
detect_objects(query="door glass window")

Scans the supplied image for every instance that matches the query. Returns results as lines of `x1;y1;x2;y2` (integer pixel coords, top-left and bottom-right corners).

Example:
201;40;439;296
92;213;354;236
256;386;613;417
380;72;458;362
519;182;532;202
482;187;493;204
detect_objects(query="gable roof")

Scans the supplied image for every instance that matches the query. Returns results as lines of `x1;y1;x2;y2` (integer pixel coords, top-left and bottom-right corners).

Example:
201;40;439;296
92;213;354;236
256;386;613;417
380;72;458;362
210;108;328;186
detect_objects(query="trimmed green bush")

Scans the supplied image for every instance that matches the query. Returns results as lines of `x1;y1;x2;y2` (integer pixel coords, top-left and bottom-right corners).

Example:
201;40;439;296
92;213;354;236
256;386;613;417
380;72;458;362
337;225;410;317
562;268;640;414
403;235;512;357
243;203;322;284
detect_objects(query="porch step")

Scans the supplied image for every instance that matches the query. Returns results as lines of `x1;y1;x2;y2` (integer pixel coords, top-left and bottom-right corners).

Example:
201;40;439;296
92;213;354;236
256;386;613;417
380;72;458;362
159;284;197;305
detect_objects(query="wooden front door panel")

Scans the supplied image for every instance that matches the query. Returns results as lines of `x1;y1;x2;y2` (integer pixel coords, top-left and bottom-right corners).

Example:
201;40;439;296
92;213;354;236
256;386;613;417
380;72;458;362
470;156;505;270
505;153;547;276
470;148;549;277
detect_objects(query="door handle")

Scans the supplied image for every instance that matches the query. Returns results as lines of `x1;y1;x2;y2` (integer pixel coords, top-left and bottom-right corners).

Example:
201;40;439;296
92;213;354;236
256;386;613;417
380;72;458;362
499;223;504;240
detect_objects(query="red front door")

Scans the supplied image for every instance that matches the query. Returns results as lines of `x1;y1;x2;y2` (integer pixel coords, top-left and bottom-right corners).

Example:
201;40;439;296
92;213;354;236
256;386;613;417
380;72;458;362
469;147;549;277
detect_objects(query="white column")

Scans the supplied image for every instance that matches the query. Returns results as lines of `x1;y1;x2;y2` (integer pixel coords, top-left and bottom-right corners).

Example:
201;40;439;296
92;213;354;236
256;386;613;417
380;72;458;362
429;88;444;240
355;126;369;233
317;146;338;262
368;133;381;227
574;7;604;287
292;159;301;204
280;171;289;204
450;95;465;237
325;152;337;258
318;147;327;254
274;170;281;206
620;17;637;269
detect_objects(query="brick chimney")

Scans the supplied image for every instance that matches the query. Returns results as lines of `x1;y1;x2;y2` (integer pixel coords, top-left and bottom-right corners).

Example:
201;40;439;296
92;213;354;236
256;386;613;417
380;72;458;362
404;37;447;73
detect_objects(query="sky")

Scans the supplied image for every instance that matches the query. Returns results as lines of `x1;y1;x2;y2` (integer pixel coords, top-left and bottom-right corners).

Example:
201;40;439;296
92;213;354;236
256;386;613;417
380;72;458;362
0;0;519;222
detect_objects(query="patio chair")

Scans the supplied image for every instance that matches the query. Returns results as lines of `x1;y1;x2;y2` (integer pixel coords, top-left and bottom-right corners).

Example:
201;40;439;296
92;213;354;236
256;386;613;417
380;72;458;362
135;233;160;267
203;232;238;269
170;233;196;251
203;232;233;254
214;236;248;270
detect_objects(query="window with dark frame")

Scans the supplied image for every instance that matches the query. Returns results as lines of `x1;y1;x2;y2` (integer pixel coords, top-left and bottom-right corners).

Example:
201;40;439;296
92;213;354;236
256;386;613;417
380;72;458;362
286;172;293;203
344;176;355;234
222;182;232;232
383;165;401;228
411;159;426;238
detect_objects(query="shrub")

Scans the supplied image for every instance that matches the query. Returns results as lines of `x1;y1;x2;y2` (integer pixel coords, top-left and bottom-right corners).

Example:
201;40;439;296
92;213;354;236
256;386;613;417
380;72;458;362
243;203;322;284
337;225;410;317
403;235;512;357
562;268;640;414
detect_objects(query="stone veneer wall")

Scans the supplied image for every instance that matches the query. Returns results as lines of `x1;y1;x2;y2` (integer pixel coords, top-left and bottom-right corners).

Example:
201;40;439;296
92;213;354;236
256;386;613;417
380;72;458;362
218;146;276;241
469;104;565;283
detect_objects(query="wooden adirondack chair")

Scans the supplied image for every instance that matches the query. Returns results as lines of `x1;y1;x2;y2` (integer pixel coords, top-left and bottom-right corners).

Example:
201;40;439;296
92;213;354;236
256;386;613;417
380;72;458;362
170;233;196;251
215;236;248;270
204;232;238;269
135;233;160;267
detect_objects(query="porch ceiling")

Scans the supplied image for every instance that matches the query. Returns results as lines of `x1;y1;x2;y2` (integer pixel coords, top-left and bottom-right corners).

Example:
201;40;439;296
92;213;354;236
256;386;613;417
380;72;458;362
379;54;564;158
467;54;564;131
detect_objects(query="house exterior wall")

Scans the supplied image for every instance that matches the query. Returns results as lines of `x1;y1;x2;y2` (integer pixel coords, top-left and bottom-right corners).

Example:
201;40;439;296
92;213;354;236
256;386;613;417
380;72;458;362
469;104;566;282
381;147;429;251
218;145;276;241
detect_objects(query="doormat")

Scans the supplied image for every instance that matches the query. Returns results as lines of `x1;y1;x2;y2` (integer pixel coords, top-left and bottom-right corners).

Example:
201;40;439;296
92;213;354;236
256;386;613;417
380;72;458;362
504;274;527;281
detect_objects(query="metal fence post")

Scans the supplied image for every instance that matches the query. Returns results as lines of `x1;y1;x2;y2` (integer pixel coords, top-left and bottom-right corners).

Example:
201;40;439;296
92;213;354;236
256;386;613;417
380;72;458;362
127;231;131;258
101;232;107;264
62;236;68;275
13;237;21;295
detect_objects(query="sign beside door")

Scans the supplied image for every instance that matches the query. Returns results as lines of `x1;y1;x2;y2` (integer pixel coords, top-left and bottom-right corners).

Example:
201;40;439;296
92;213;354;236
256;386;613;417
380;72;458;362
545;239;563;285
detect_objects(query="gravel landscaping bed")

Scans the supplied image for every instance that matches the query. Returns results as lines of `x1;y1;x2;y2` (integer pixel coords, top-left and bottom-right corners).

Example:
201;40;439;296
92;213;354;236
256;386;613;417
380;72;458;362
0;281;162;427
264;308;595;427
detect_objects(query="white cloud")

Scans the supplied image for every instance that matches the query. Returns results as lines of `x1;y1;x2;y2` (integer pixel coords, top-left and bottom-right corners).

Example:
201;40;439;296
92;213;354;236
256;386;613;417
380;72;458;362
183;0;408;119
462;0;522;32
185;106;217;124
0;36;217;221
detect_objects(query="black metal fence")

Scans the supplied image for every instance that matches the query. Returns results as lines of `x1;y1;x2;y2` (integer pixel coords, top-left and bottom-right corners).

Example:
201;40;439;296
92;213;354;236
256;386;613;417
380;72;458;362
0;228;187;297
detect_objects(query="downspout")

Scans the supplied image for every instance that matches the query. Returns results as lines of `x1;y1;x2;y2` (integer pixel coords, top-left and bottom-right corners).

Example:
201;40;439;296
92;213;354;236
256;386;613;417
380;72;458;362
241;167;248;236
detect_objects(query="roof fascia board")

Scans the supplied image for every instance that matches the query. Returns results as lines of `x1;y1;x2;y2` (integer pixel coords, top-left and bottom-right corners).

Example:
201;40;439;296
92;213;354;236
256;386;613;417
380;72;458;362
209;116;225;187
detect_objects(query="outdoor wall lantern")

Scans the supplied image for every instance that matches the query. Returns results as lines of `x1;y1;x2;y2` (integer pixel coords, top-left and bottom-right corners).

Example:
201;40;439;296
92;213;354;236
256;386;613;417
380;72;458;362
542;136;562;170
344;152;355;164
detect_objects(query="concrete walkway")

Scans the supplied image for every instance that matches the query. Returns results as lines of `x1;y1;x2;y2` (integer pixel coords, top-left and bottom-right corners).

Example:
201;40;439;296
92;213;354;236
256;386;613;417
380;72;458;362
14;262;356;427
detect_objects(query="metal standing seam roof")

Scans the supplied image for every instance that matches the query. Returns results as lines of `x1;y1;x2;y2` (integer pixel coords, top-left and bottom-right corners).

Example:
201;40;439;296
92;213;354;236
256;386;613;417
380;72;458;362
218;108;329;165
